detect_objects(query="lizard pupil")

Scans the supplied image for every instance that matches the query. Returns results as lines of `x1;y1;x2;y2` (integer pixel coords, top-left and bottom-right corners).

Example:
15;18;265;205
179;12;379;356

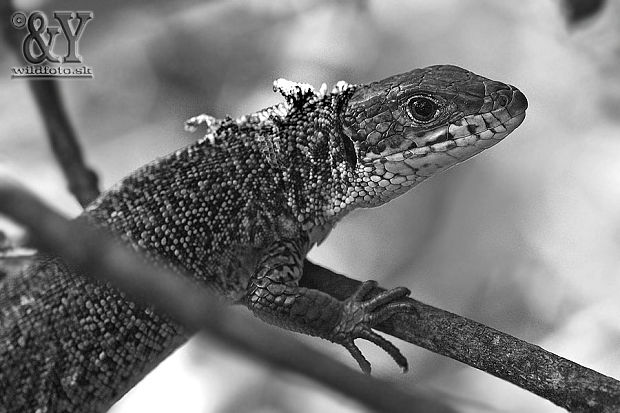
408;97;438;122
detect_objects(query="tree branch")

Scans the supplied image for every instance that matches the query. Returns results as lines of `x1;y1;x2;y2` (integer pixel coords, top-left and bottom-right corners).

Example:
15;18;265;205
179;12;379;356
0;179;455;413
301;261;620;412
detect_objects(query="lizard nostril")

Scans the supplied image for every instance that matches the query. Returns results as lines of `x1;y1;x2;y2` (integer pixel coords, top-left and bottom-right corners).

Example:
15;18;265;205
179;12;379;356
497;94;509;107
492;87;527;116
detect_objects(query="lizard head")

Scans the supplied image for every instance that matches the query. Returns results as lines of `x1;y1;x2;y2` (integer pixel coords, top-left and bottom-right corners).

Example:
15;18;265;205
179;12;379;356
339;65;527;208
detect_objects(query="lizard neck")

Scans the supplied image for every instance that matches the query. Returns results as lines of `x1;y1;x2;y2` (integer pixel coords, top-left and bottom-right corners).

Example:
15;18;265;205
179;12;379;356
262;90;360;231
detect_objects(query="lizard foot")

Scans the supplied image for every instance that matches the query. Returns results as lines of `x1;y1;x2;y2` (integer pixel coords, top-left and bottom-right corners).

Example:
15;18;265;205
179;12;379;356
331;280;417;374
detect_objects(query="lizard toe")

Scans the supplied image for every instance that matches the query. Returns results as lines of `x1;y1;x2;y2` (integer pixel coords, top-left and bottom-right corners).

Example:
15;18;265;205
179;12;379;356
371;301;419;325
359;329;409;372
350;280;378;301
343;341;372;374
362;286;411;312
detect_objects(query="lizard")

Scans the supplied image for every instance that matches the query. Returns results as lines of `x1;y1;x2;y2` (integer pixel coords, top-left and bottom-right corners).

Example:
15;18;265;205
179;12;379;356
0;64;527;412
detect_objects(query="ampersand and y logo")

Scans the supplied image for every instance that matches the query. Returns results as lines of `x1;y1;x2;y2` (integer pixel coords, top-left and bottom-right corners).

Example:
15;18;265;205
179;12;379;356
11;10;93;65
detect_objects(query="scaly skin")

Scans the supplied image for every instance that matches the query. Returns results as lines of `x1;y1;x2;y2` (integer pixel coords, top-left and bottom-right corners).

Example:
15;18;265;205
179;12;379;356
0;65;527;412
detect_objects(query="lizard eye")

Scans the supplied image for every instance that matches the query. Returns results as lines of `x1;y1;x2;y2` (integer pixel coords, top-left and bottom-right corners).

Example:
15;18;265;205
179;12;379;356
407;96;439;123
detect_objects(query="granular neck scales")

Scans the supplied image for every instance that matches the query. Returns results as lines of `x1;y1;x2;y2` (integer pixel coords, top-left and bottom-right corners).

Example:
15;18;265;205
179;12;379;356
0;65;527;412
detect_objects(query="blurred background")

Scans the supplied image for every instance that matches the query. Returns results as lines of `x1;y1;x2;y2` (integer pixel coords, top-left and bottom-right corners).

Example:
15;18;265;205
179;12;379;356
2;0;620;412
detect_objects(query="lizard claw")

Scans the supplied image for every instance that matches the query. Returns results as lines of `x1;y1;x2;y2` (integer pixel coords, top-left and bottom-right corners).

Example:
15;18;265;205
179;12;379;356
331;280;417;374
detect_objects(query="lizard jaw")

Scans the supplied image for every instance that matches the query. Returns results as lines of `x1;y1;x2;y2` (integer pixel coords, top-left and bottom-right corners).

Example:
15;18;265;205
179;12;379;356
351;107;526;207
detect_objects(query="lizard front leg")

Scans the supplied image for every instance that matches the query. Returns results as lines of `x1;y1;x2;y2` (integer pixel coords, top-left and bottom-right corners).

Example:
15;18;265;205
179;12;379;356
244;238;415;373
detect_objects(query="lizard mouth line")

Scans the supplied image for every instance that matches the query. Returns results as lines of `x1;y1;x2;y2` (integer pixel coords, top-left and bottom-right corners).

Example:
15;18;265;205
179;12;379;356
361;111;526;165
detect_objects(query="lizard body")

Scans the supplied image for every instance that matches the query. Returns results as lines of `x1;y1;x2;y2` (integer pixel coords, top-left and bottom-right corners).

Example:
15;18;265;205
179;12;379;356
0;65;527;412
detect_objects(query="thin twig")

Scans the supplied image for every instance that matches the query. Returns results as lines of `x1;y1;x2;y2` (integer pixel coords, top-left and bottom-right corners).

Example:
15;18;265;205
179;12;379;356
1;2;100;207
26;81;100;207
301;261;620;412
0;179;455;413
